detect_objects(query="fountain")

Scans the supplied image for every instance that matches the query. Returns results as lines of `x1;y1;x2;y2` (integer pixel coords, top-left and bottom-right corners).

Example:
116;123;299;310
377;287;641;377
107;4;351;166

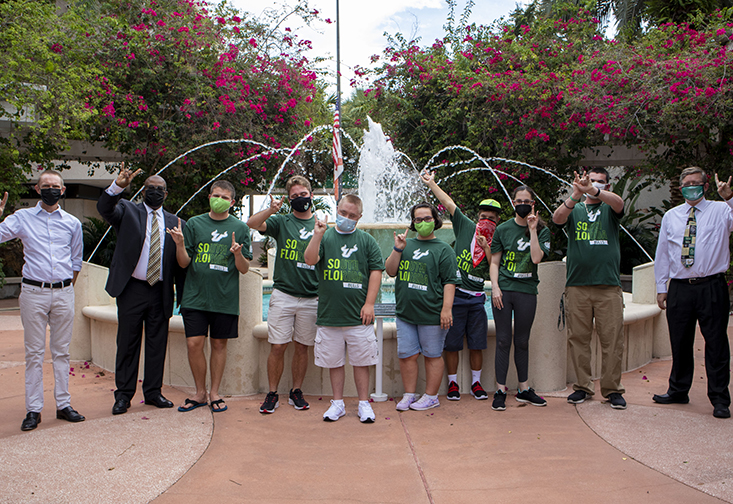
75;116;668;399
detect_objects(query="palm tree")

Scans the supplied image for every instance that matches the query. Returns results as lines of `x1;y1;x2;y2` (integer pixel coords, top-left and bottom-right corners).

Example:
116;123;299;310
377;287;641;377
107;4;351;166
535;0;733;39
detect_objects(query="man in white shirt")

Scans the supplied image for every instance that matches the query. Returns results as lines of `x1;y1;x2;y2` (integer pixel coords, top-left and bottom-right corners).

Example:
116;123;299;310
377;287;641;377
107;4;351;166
0;170;84;431
654;166;733;419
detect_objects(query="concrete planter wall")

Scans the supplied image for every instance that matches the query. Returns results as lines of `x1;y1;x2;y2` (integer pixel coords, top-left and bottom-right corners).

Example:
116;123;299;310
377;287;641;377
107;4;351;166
76;259;669;397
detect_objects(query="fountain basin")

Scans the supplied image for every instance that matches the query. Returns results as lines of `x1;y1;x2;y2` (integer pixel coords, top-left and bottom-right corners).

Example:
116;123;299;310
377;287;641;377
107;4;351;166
75;258;668;397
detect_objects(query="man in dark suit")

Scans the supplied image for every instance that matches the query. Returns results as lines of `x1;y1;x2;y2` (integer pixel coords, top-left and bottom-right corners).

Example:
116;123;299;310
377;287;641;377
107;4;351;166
97;165;185;415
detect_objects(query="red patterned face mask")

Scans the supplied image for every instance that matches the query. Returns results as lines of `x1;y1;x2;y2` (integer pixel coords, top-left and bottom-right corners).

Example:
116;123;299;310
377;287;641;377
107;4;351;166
471;219;497;267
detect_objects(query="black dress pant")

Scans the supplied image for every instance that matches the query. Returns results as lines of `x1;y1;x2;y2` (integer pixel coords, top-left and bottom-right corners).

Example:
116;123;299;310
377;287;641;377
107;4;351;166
666;275;731;406
114;279;169;401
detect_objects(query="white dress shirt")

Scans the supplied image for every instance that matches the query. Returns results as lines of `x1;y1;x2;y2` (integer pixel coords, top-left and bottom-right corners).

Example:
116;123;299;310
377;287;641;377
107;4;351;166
0;202;83;282
105;182;165;282
655;197;733;293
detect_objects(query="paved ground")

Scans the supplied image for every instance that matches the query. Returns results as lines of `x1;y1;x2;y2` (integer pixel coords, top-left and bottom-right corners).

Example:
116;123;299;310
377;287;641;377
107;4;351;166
0;300;731;504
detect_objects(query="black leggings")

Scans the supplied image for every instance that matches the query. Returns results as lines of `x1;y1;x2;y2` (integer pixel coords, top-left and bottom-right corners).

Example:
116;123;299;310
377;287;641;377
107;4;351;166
492;290;537;384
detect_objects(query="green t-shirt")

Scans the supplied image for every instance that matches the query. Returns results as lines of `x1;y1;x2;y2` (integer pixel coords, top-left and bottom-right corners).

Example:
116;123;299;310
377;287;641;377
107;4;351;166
181;213;253;315
490;219;551;295
451;208;490;292
564;202;622;287
395;237;461;326
264;213;318;298
315;228;385;327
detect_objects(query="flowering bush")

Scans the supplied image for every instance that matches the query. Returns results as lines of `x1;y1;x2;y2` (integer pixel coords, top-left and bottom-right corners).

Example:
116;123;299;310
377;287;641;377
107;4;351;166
355;5;733;205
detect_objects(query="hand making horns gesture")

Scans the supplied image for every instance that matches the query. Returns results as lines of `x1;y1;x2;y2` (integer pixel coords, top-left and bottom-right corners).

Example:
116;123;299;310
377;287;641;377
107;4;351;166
0;191;7;218
115;161;142;189
715;172;733;201
313;214;329;237
166;218;184;247
393;228;409;250
269;194;286;213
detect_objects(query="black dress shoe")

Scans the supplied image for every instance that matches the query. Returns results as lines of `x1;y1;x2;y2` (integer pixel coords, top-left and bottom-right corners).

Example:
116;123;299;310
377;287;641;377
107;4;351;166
652;393;689;404
21;412;41;431
714;404;731;419
112;398;131;415
144;394;174;408
56;406;85;423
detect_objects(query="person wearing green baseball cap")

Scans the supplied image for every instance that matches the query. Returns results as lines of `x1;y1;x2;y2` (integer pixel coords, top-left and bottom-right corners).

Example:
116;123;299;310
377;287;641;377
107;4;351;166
420;169;502;402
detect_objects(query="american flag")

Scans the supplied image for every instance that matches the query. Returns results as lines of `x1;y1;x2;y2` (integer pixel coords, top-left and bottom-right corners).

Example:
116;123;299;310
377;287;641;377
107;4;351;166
332;110;344;201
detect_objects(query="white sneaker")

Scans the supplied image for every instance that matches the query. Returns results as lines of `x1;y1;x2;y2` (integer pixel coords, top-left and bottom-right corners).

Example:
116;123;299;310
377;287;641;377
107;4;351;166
409;394;440;411
396;393;418;411
323;399;346;422
358;401;375;423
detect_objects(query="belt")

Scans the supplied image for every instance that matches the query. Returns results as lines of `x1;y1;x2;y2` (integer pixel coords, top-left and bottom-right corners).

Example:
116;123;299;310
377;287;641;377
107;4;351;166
671;273;725;285
22;278;72;289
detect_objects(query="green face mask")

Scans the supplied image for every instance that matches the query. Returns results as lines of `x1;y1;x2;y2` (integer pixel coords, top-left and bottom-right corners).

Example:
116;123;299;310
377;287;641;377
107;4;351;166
680;185;704;202
209;196;231;214
415;221;435;237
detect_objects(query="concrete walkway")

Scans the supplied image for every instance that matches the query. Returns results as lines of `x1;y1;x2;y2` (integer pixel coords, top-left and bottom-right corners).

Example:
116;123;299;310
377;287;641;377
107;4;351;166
0;302;731;503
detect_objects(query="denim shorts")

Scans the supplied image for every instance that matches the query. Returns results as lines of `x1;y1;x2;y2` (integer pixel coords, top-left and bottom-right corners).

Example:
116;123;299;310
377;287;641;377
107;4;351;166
395;317;449;359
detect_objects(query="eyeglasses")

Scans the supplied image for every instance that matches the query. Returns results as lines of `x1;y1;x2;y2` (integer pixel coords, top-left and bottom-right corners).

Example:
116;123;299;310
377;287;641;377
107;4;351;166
413;216;434;223
513;199;534;205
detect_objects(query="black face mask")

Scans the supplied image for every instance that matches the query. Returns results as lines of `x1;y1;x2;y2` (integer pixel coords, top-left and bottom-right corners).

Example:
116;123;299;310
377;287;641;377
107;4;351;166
40;188;62;206
515;204;532;219
144;187;166;209
290;196;312;213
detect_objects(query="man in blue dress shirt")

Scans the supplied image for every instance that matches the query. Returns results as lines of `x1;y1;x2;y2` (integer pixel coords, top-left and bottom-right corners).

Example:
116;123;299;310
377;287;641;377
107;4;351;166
0;170;85;431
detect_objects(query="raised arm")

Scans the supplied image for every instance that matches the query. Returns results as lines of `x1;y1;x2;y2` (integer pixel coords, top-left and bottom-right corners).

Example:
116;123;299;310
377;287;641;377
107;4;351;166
527;208;545;265
553;171;584;225
246;195;285;232
385;228;408;277
166;217;191;268
420;170;456;216
304;215;328;265
230;231;250;274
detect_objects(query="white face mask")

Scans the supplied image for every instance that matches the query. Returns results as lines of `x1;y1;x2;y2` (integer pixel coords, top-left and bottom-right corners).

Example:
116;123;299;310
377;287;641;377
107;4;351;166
591;181;607;192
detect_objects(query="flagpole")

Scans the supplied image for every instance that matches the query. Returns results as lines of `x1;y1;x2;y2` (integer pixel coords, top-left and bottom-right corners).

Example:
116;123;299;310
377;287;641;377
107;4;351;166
334;0;342;203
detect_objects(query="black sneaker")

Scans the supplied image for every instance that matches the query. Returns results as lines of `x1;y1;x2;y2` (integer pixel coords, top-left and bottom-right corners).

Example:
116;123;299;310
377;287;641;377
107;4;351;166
608;393;627;410
567;390;588;404
492;390;506;411
470;381;489;400
288;388;309;410
259;391;279;414
516;388;547;406
447;381;461;401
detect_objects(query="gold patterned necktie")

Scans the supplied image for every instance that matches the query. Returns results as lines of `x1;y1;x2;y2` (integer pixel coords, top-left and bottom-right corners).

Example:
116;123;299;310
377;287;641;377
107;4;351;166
681;206;696;268
146;211;161;285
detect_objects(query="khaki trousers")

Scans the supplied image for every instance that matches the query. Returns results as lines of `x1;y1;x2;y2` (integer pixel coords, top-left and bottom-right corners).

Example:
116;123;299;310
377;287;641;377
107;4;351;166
566;285;625;398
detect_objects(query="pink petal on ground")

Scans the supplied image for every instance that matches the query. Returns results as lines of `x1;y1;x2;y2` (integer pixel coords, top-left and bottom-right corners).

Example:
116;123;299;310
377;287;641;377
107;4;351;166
140;400;144;403
369;398;374;402
82;374;85;378
385;417;391;420
70;367;74;372
642;375;647;380
141;416;149;420
388;398;394;401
